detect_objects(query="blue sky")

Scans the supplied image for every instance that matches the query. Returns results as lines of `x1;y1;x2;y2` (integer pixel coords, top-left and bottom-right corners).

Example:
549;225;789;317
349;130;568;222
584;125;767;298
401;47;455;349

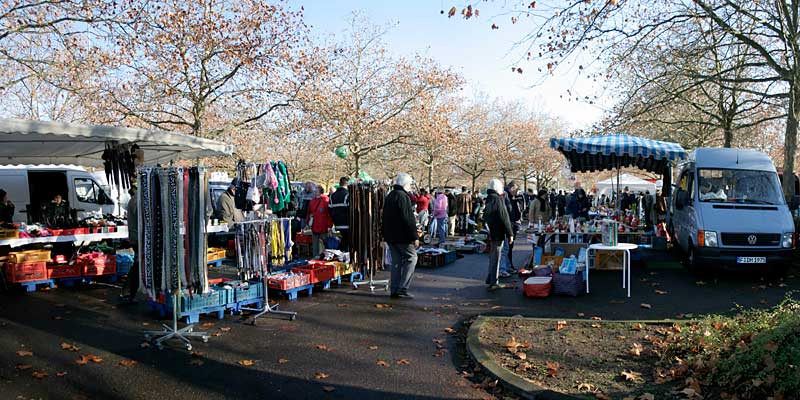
297;0;608;131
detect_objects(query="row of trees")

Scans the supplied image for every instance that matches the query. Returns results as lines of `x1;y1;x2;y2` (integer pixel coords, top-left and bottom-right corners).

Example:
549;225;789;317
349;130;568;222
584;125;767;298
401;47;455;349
450;0;800;196
0;1;565;191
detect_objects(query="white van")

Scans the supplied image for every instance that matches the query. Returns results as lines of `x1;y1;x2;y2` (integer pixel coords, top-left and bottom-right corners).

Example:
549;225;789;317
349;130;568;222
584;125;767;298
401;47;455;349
0;165;117;224
671;148;795;271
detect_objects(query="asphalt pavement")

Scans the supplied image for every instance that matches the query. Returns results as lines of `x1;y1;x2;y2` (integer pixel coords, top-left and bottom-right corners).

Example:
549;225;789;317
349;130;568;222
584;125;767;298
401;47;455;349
0;244;796;400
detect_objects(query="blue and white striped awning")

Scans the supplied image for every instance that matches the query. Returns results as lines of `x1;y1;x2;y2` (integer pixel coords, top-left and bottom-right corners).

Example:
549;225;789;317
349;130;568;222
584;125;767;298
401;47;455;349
549;134;687;174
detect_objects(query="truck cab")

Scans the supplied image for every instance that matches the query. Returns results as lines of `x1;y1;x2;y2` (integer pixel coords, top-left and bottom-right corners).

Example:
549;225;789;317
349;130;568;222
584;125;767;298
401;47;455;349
671;148;794;271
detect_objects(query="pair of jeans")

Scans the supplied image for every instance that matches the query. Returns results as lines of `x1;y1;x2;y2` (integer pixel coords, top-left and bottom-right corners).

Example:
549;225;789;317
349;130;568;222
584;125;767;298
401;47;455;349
448;215;456;236
435;217;447;244
312;232;328;257
486;240;504;285
499;238;511;273
388;243;417;295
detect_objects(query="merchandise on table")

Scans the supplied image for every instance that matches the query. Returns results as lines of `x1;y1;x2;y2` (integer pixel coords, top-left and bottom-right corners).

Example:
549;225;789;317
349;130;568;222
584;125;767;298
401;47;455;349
319;249;349;263
234;160;292;214
267;271;311;290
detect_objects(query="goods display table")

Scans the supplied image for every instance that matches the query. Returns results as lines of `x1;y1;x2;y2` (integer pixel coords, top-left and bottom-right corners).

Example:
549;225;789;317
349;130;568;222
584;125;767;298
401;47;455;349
526;230;646;245
0;227;129;248
587;243;638;297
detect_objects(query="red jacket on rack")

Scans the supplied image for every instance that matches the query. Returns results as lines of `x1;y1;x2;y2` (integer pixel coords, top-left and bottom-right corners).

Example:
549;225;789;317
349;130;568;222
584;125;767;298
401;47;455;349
307;194;333;234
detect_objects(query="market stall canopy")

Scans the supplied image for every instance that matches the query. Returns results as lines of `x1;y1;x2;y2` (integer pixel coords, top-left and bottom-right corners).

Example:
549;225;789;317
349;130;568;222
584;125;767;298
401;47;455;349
0;118;234;166
550;134;687;175
595;174;656;197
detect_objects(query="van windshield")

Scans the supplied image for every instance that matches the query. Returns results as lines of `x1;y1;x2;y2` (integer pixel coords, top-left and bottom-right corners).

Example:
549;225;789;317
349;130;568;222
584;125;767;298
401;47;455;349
697;168;785;205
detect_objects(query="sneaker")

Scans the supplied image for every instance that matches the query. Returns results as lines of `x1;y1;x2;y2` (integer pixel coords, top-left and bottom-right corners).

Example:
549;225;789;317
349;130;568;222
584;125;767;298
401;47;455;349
499;271;511;278
396;292;414;299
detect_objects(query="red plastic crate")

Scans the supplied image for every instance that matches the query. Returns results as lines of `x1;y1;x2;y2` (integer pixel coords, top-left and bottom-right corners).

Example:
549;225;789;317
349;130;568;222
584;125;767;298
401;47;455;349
47;263;81;279
294;233;312;244
291;264;335;284
268;272;310;290
5;261;47;283
73;228;89;235
78;253;117;276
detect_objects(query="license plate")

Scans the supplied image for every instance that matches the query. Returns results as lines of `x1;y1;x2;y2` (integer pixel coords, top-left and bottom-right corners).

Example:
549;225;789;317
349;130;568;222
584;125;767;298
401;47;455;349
737;257;766;264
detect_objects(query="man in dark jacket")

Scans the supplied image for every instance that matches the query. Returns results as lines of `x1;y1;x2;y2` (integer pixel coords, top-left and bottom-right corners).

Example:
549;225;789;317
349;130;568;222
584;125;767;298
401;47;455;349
566;188;591;219
503;182;524;272
328;177;350;252
484;179;514;290
445;189;457;236
382;173;419;299
556;190;567;217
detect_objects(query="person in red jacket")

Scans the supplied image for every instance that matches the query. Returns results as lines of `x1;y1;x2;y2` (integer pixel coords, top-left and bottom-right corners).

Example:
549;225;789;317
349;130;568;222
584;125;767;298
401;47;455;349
306;185;333;257
412;188;431;229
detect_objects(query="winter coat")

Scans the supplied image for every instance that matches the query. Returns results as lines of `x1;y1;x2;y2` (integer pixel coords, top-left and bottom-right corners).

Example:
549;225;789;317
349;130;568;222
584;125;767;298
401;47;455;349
456;192;472;214
528;197;550;224
328;187;349;230
566;190;591;219
433;194;449;219
504;190;523;222
382;185;418;244
307;194;333;234
218;190;244;224
484;190;514;241
446;193;457;217
413;193;430;213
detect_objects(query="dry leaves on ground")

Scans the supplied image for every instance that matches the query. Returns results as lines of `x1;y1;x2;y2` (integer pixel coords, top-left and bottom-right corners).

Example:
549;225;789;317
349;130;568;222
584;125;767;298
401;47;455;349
336;303;349;308
189;359;204;366
15;364;32;370
490;305;502;310
75;355;103;365
237;360;256;367
621;370;643;382
577;382;595;392
278;358;289;364
16;350;33;357
591;323;602;328
396;359;411;365
322;386;335;392
629;343;644;357
516;352;527;360
368;345;379;350
655;289;669;295
219;327;231;332
118;360;137;367
140;342;150;348
591;316;602;321
695;281;706;286
433;349;448;357
60;343;81;352
201;322;215;328
56;372;67;377
375;303;392;309
631;323;644;331
640;303;652;309
595;394;611;400
376;360;390;367
315;372;330;379
545;361;560;377
444;327;456;334
315;344;332;351
31;371;48;379
555;320;568;331
577;312;585;317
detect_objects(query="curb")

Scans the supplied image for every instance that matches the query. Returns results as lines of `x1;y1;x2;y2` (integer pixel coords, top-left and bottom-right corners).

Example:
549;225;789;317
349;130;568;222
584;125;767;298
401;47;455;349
465;316;580;400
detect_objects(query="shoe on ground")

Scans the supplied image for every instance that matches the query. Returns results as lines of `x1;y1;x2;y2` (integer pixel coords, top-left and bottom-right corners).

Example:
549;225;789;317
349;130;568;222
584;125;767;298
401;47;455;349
499;271;511;278
396;292;414;299
390;293;400;299
488;284;503;291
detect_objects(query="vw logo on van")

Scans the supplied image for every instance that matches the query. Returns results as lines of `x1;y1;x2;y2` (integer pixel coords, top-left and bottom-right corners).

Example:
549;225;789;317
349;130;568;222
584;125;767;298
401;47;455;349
747;235;758;245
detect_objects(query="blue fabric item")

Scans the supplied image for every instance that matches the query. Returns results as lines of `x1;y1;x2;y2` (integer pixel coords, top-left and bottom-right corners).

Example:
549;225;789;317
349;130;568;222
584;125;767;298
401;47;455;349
534;246;543;265
500;238;510;273
550;134;687;174
559;257;577;274
435;217;447;244
554;248;565;256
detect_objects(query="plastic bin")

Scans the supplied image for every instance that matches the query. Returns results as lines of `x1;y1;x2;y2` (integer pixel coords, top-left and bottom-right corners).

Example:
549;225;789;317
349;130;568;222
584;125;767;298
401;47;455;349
291;264;335;284
5;261;47;283
9;249;51;263
47;263;81;279
234;281;264;303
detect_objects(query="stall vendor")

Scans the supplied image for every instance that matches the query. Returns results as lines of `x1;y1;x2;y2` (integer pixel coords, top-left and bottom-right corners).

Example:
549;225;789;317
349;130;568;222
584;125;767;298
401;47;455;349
0;189;14;225
219;179;244;224
46;194;70;228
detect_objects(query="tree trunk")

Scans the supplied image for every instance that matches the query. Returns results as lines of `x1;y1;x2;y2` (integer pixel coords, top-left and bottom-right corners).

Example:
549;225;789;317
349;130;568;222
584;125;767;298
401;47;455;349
723;125;733;148
428;164;433;192
471;175;477;193
354;154;361;177
783;81;799;199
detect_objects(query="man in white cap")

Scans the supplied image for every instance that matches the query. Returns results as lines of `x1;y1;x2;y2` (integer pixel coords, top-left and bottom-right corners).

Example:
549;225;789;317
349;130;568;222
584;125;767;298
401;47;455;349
382;173;419;299
484;178;514;290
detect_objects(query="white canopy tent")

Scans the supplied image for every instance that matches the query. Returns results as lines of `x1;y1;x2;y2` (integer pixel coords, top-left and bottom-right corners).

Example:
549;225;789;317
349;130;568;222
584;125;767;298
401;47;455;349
0;118;234;166
595;173;656;198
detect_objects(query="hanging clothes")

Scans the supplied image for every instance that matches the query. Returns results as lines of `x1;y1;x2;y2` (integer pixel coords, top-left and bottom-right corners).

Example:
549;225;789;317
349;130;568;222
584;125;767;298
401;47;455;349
348;182;386;277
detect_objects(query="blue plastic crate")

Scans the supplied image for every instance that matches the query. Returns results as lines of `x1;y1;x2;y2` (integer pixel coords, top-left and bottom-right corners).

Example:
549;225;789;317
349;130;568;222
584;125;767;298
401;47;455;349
443;251;457;265
234;281;263;303
166;289;224;313
116;254;134;276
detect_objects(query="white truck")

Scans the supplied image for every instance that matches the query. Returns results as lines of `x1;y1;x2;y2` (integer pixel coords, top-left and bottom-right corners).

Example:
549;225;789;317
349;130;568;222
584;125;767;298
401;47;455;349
0;165;117;224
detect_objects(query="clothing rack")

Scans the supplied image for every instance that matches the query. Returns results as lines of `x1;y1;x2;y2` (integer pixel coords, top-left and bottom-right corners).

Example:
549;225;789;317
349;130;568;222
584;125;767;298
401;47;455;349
234;218;297;324
139;166;210;350
349;182;388;292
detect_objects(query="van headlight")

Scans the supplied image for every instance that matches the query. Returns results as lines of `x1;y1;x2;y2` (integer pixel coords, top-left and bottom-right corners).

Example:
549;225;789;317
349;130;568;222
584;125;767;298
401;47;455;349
704;231;718;247
782;233;793;248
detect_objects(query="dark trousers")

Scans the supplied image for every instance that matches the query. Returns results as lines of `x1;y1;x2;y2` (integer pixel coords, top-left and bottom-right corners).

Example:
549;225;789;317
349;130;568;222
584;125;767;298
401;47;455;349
128;253;139;298
338;229;350;252
486;240;504;285
388;243;417;295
